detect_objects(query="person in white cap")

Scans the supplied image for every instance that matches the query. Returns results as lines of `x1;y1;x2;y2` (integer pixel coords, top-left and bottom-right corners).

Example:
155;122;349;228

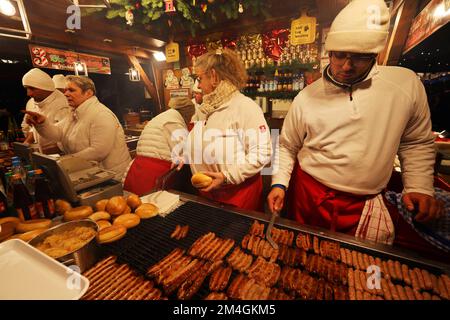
267;0;443;257
122;97;195;195
190;79;205;122
52;74;67;93
24;76;131;180
21;68;70;153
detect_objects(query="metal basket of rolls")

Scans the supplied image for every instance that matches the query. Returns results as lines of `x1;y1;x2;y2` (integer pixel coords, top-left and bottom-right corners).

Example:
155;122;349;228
29;219;99;273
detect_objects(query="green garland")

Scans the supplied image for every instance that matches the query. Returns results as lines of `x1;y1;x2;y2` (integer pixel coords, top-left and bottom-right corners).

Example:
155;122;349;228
84;0;271;36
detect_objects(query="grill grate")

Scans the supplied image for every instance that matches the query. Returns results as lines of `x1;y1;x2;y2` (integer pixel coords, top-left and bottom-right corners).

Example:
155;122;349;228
100;201;256;299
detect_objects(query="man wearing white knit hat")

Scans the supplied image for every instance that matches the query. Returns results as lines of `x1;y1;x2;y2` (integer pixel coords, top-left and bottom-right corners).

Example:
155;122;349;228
268;0;443;257
21;68;70;153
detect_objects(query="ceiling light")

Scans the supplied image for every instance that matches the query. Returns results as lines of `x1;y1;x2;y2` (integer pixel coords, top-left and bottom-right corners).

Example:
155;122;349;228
153;51;166;61
0;0;16;16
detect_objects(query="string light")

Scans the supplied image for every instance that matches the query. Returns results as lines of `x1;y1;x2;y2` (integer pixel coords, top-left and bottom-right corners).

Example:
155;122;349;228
0;0;16;16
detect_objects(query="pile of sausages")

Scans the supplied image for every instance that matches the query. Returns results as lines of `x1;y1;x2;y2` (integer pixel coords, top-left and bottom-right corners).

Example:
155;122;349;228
82;256;164;300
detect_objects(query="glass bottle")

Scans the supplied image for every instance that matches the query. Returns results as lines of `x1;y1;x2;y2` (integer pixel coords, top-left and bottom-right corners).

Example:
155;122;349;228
34;169;56;219
12;173;37;221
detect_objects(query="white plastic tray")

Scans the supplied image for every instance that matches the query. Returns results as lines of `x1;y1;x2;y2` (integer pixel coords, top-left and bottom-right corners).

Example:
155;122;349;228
0;239;90;300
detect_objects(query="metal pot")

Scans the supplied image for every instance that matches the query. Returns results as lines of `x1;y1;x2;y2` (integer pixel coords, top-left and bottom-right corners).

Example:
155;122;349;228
28;219;99;273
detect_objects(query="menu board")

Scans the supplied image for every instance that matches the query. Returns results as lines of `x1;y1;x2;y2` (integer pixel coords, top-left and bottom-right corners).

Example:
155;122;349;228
29;45;111;75
403;0;450;53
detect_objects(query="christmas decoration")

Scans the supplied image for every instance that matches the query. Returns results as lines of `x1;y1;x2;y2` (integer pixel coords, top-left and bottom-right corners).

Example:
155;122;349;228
125;9;134;26
91;0;271;36
164;0;176;13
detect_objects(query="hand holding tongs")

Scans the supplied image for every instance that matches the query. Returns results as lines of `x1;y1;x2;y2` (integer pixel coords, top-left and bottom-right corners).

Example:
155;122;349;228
150;166;178;201
266;210;279;250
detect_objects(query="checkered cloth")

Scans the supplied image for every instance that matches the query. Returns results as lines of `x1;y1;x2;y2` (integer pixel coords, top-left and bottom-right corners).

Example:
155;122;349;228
355;194;395;245
385;188;450;252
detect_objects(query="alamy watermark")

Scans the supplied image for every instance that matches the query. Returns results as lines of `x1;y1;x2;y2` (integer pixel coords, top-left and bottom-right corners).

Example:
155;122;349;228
66;5;81;30
66;265;82;290
366;265;381;290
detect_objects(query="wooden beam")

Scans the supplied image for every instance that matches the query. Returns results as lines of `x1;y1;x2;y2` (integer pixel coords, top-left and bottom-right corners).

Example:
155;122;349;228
378;0;419;66
126;55;161;110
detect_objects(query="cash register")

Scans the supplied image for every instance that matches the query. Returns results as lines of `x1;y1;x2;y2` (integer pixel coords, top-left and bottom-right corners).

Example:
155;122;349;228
31;152;123;207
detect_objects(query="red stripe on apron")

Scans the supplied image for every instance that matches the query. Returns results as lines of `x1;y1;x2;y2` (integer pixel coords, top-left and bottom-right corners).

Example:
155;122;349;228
123;156;172;196
200;174;263;212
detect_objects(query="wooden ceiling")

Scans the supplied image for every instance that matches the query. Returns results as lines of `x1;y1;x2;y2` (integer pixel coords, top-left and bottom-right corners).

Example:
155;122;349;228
0;0;352;60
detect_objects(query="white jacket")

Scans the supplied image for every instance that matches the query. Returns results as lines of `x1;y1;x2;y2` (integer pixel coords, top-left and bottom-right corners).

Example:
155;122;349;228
21;90;70;150
35;96;131;179
136;108;188;161
185;92;272;185
272;64;435;196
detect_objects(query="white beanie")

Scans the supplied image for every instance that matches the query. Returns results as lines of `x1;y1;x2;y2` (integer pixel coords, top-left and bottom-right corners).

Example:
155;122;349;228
192;79;202;93
325;0;390;54
22;68;55;91
52;74;66;89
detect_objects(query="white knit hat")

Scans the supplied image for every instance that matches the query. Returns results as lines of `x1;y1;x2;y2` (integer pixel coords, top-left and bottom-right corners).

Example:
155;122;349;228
325;0;390;54
22;68;55;91
52;74;66;89
192;79;202;93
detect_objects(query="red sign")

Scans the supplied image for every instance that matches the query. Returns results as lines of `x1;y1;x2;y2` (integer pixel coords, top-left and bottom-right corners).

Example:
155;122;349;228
29;45;111;75
403;0;450;53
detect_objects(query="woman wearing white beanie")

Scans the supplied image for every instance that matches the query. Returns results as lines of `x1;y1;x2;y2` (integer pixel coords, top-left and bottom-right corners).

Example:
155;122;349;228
268;0;445;260
21;68;70;153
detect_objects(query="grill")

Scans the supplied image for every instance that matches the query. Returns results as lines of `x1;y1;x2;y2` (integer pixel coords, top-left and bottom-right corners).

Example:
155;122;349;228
100;201;256;299
96;200;449;300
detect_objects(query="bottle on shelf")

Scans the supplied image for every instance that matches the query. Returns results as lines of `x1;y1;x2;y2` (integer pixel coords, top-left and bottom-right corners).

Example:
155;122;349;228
12;173;37;221
25;170;36;197
0;181;7;219
273;69;279;92
299;72;305;90
34;169;56;219
11;156;26;183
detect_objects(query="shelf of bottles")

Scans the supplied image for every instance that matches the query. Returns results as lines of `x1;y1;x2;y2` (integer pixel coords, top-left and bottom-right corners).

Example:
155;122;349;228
242;65;308;100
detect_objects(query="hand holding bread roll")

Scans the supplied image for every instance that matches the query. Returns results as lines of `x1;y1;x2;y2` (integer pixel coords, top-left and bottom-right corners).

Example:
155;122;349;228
191;172;213;189
191;172;226;192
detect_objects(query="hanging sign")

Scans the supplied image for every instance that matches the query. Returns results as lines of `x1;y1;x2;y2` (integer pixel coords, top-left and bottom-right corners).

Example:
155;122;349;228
28;45;111;74
166;42;180;63
290;11;316;45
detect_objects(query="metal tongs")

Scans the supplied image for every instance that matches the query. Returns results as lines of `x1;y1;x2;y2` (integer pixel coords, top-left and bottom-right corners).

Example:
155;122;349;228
149;166;178;201
266;210;279;250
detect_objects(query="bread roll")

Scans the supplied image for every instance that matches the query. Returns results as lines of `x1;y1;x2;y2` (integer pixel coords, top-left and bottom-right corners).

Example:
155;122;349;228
106;196;127;216
55;199;72;215
123;206;131;215
0;218;19;242
135;203;159;219
97;225;127;244
191;172;213;188
16;228;48;242
96;220;112;231
113;213;140;229
16;219;52;233
64;206;94;221
126;194;142;210
95;199;108;212
88;211;111;222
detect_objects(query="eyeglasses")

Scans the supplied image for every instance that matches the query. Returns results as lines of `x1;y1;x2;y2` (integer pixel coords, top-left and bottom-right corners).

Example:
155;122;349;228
331;52;377;66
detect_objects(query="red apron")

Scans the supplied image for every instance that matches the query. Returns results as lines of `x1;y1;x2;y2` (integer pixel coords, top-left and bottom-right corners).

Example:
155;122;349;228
123;156;172;196
287;163;369;234
287;163;448;262
200;174;263;212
